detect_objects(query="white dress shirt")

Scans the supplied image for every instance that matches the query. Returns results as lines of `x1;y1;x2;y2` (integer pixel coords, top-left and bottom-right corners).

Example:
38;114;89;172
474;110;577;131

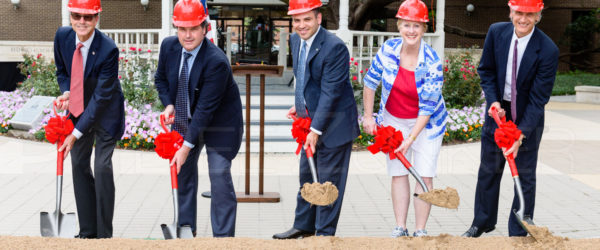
503;27;534;102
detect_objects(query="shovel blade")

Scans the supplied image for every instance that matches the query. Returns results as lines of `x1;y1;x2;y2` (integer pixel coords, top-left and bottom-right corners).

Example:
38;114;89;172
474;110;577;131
161;223;177;239
513;209;536;236
162;223;194;239
41;211;77;238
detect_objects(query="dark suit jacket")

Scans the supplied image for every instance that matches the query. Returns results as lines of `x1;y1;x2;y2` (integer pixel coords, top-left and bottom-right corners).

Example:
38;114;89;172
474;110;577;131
54;27;125;139
154;37;243;160
478;22;559;150
290;27;360;148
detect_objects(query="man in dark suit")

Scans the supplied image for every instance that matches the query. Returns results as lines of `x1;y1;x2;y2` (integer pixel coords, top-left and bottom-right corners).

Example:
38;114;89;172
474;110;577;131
154;0;242;237
273;0;360;239
462;0;558;237
54;0;125;239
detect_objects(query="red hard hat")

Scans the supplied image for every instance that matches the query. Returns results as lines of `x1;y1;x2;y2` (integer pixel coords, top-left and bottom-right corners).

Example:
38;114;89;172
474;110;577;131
508;0;544;12
396;0;429;23
68;0;102;14
288;0;322;15
173;0;208;27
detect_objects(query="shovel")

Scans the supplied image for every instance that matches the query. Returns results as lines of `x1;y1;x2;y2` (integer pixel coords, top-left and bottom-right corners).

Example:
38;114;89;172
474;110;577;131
490;106;538;238
40;102;77;238
299;147;339;206
370;126;459;209
158;114;194;239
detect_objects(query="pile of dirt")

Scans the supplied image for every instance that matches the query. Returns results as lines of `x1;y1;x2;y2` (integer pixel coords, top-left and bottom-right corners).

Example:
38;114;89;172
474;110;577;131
522;221;563;244
300;181;339;206
1;235;598;249
418;187;460;209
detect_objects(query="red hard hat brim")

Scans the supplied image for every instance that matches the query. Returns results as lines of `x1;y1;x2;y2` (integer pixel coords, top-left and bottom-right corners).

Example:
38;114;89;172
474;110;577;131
287;8;317;15
395;14;429;23
173;16;207;28
509;4;543;13
68;6;101;14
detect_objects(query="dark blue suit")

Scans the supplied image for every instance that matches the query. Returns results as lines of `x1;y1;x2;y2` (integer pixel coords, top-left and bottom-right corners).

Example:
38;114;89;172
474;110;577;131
54;26;125;238
154;36;243;237
290;27;360;236
472;22;558;236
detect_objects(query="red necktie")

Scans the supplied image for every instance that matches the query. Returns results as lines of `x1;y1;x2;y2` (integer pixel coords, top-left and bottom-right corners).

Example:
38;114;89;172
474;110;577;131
511;39;518;122
70;43;84;117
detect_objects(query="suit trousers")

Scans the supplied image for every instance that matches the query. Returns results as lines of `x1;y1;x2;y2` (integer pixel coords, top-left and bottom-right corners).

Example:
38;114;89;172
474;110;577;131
70;125;117;238
472;102;539;236
293;141;352;236
177;143;237;237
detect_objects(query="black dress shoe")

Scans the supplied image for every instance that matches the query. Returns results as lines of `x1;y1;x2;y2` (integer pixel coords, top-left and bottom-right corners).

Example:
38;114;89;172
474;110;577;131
74;234;97;239
273;228;314;239
461;225;495;237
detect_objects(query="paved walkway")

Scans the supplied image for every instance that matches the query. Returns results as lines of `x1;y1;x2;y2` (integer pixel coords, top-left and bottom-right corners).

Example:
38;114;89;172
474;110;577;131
0;101;599;239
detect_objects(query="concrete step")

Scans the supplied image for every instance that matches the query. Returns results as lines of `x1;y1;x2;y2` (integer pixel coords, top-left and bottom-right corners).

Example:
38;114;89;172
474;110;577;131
242;107;289;122
238;95;294;107
238;138;297;153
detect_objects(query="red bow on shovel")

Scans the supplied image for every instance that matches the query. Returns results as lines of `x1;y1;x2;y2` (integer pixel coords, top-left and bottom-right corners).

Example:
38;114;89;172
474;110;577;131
490;106;542;240
291;116;339;206
155;114;193;239
368;125;460;209
40;101;77;238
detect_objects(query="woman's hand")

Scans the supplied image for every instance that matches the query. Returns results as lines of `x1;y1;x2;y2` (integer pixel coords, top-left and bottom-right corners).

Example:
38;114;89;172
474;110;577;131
362;116;377;135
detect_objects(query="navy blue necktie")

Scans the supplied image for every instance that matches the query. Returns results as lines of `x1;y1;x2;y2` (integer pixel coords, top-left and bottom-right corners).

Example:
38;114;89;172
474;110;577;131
295;41;308;118
174;52;192;135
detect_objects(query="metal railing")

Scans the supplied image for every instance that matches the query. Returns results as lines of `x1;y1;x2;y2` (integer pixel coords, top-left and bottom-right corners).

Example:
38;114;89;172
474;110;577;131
102;29;161;57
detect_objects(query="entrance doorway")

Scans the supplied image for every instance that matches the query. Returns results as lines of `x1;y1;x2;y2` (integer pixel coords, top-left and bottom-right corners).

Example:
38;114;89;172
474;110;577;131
210;5;291;65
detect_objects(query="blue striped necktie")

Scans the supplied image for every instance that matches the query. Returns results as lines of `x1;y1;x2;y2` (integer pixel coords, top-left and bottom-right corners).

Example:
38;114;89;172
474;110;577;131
295;41;308;118
174;52;192;135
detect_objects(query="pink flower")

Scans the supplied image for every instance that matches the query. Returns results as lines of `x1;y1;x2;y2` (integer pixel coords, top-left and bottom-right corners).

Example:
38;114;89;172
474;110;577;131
36;54;42;59
121;49;125;52
360;70;363;74
129;47;136;51
350;57;354;61
354;62;358;66
352;76;357;81
27;75;31;79
462;74;467;80
147;49;152;53
125;59;129;63
138;48;142;52
118;75;122;79
32;62;36;67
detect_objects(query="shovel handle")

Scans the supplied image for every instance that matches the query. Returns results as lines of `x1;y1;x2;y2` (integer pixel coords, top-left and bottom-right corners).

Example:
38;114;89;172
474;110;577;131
305;147;319;183
169;159;178;189
57;141;64;176
160;114;175;133
491;107;520;177
394;151;412;169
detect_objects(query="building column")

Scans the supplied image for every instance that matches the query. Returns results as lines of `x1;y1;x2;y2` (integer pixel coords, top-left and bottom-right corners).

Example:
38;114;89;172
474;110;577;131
337;0;352;57
160;0;173;43
62;0;69;26
434;0;445;62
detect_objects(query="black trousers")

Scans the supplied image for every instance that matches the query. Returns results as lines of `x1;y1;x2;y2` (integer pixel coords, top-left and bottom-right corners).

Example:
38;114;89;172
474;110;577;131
70;126;117;238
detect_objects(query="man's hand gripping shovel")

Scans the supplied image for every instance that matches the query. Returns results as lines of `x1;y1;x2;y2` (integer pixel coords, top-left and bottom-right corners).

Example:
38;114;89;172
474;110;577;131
40;100;77;238
155;114;194;239
291;116;338;206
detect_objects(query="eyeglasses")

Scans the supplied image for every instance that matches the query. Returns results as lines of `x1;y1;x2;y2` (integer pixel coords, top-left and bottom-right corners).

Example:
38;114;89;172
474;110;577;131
71;13;97;22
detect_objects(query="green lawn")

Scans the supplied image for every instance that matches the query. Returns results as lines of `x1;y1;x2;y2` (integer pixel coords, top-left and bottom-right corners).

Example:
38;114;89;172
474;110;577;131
552;72;600;96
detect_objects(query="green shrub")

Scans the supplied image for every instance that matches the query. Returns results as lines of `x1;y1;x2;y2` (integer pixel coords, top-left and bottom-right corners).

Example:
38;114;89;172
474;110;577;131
18;54;61;97
442;50;483;109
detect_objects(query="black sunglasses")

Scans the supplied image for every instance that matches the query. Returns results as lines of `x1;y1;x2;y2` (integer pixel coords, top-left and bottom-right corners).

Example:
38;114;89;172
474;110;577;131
71;13;97;22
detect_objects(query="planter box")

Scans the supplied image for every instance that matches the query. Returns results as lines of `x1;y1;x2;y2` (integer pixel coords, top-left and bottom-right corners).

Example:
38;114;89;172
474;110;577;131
575;86;600;104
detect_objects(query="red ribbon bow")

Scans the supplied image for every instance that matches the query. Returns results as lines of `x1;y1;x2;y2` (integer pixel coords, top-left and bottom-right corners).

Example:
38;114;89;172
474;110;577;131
154;131;183;160
494;121;522;149
45;116;74;144
291;117;312;155
367;126;404;160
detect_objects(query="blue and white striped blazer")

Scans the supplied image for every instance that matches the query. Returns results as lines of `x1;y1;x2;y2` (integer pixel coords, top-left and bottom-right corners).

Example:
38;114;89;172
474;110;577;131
363;38;447;140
